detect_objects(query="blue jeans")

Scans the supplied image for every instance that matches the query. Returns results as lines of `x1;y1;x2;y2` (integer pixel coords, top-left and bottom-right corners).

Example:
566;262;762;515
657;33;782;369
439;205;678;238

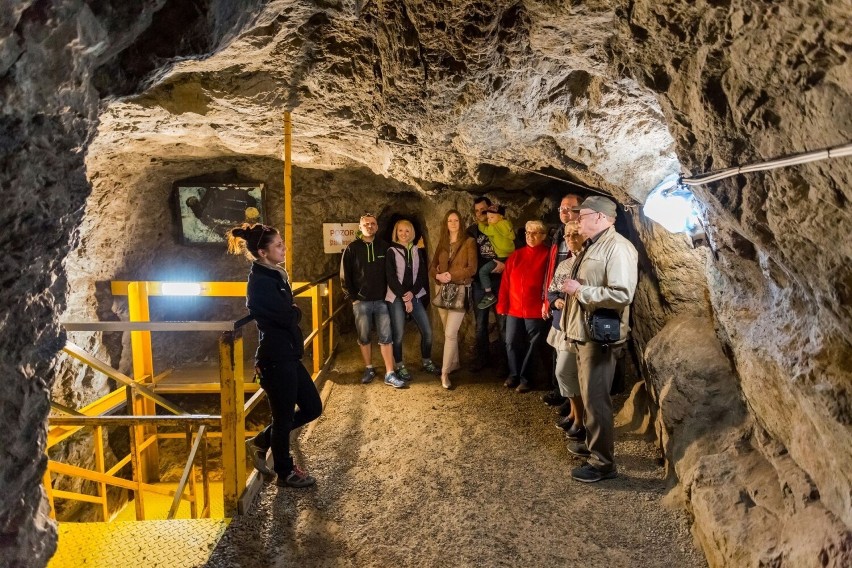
352;300;392;345
472;275;504;360
388;296;433;364
505;316;547;385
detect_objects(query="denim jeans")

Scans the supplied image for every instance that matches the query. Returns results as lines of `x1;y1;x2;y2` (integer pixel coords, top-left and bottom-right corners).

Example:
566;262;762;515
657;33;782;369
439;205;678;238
352;300;392;345
505;316;547;385
255;359;323;476
387;296;433;364
472;275;504;360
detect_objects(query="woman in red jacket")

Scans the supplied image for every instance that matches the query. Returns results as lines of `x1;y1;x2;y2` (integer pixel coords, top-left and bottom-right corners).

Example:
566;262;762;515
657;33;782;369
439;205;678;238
496;219;551;393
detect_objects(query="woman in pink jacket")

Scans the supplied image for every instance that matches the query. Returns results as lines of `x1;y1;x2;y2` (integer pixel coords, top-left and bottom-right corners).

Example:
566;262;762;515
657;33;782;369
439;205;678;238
496;220;551;393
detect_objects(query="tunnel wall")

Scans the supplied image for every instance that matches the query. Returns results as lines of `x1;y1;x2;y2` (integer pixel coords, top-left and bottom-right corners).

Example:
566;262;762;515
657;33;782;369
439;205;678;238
3;1;850;566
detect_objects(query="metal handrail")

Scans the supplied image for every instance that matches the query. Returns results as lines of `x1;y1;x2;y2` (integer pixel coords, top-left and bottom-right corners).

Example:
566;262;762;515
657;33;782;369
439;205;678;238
63;342;187;416
168;425;208;519
293;270;337;296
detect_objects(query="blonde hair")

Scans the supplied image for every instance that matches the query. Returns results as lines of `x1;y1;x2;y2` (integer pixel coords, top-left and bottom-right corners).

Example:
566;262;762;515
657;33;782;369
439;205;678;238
392;219;415;244
525;219;546;234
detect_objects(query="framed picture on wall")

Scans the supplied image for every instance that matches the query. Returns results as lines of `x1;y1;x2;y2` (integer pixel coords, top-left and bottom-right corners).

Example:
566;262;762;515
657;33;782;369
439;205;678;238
174;183;265;244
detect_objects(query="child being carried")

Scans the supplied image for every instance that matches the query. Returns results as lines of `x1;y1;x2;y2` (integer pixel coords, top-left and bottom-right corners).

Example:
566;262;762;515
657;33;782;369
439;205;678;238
477;204;515;309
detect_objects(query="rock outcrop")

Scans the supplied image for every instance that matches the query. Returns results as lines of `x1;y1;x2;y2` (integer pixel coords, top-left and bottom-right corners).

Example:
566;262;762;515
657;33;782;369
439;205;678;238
2;0;849;566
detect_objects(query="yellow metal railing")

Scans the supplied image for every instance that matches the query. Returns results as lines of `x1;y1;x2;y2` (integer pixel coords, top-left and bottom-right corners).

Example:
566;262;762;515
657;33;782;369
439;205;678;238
49;272;343;520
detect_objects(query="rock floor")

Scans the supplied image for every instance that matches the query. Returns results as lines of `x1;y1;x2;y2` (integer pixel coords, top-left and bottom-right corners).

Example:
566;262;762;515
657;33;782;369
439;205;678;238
204;344;706;568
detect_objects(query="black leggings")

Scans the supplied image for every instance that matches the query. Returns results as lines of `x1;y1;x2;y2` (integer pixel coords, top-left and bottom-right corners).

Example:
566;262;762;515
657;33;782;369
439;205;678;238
254;359;323;475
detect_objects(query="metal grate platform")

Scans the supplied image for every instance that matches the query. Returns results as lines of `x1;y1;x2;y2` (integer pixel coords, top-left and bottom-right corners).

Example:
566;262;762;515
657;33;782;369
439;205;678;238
49;518;229;568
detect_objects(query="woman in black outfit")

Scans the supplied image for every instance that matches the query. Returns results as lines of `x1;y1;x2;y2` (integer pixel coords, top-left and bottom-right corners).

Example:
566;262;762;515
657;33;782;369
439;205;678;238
227;223;322;488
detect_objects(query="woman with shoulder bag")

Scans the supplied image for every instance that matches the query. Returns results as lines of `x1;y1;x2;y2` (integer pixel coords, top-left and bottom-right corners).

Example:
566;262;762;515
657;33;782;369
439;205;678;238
428;209;477;389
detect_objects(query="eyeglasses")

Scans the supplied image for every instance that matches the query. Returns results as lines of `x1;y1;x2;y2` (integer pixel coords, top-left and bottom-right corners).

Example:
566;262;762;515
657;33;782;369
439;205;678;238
525;231;546;236
576;212;599;221
558;206;575;213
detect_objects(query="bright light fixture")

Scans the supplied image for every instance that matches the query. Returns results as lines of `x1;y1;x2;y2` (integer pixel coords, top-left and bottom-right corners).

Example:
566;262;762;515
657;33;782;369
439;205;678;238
643;174;701;234
161;282;203;296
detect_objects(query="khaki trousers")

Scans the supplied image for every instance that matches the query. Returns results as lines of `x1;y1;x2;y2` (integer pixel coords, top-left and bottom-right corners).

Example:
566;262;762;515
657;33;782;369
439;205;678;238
571;341;623;470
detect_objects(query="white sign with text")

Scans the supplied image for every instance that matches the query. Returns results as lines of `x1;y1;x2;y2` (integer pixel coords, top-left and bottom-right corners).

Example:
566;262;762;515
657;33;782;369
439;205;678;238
323;223;360;253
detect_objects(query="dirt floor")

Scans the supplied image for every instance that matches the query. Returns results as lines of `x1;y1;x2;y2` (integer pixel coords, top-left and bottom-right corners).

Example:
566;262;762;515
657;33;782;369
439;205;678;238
204;340;707;568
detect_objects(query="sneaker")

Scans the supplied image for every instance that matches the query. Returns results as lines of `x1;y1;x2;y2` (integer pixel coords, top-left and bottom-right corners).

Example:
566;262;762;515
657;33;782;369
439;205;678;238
542;390;566;406
564;425;587;441
361;368;376;384
396;365;412;382
515;381;532;393
245;437;274;475
504;376;520;389
384;372;406;388
566;441;591;458
477;292;497;310
555;416;574;432
571;463;617;483
557;400;573;417
422;360;440;375
276;464;316;488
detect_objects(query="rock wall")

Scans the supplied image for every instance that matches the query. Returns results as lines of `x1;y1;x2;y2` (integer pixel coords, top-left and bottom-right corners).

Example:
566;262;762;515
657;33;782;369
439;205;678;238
610;0;852;563
0;0;266;564
3;0;850;566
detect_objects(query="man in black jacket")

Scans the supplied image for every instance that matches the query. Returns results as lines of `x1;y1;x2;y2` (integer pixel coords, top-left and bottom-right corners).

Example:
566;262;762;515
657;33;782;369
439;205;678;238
340;214;405;388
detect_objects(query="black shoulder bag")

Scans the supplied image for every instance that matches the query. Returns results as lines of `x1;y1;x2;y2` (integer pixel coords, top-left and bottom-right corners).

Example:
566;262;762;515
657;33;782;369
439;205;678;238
570;241;621;347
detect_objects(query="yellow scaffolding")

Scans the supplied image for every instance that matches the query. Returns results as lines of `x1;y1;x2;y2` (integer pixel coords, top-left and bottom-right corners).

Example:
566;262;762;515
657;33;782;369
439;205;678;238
50;272;343;521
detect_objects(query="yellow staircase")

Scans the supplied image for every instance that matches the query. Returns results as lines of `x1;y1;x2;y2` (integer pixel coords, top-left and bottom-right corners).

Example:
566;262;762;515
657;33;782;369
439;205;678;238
50;518;229;568
50;482;229;568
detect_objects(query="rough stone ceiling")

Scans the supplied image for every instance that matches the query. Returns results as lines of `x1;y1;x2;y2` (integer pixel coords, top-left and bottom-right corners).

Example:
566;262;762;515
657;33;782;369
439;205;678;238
91;0;679;201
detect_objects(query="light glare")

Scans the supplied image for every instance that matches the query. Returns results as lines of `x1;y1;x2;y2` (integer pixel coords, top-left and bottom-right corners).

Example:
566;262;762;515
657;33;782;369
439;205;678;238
161;282;202;296
643;175;700;234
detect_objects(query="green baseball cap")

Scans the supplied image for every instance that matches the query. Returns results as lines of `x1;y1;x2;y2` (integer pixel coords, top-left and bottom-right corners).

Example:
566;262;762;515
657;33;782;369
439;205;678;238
572;195;617;217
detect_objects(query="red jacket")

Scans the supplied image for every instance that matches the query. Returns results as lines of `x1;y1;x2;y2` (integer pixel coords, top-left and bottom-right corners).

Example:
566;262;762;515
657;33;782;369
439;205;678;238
496;244;550;319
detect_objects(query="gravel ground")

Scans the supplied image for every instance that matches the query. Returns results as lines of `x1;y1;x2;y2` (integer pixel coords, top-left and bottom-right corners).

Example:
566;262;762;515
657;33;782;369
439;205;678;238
203;344;707;568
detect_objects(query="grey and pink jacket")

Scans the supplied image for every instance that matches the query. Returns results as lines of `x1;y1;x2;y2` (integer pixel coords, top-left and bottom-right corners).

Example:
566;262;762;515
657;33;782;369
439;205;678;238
385;242;429;302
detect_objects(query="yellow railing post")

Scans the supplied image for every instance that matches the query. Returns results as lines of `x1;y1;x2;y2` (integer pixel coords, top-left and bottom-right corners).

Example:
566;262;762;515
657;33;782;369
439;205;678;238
311;287;323;375
127;281;159;482
327;279;335;355
42;468;55;520
283;111;293;275
94;425;110;521
219;330;246;517
126;385;146;520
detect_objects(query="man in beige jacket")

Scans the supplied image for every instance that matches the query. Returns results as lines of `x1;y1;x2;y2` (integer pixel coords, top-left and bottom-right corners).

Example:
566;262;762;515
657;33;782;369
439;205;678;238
560;196;638;482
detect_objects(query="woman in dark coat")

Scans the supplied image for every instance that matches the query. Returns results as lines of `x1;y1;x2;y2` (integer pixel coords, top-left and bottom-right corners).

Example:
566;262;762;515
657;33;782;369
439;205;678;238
227;223;322;488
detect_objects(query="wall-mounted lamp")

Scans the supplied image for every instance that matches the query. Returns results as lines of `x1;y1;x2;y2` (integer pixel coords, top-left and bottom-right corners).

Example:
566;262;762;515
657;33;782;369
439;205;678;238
643;174;701;234
160;282;203;296
319;283;329;297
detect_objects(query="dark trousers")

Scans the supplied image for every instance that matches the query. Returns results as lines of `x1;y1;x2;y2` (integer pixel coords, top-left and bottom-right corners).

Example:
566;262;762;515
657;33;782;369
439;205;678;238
472;276;504;360
505;316;547;386
573;342;622;471
255;359;323;475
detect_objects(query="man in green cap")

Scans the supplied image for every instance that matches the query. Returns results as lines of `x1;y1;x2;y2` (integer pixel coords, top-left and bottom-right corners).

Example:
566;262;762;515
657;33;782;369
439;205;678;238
559;195;638;483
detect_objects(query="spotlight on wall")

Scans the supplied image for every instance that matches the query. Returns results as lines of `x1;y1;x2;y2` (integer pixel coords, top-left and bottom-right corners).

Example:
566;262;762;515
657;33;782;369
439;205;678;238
161;282;203;296
643;174;701;234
